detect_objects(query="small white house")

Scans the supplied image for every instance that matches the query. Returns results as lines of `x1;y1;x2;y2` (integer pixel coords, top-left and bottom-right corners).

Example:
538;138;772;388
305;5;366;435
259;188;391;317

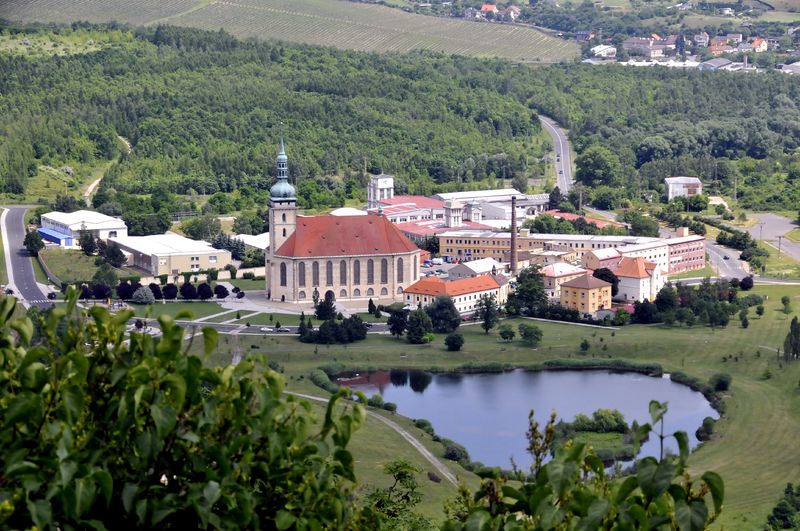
664;176;703;201
591;44;617;58
612;256;665;302
447;257;504;279
40;210;128;248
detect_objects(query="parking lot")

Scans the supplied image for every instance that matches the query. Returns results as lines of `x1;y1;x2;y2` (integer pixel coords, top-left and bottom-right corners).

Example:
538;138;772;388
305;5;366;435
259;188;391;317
420;260;459;279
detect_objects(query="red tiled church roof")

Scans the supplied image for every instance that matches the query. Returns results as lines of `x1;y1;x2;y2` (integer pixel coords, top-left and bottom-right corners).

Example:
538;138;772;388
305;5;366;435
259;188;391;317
275;215;419;258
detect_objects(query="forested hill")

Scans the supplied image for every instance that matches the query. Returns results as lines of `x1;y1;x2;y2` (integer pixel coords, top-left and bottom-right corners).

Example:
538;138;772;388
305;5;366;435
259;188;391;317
2;24;800;216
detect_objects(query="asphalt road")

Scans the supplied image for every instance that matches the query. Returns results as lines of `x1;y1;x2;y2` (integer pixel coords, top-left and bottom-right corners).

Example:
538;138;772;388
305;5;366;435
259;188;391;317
539;115;573;194
1;206;49;308
748;213;800;262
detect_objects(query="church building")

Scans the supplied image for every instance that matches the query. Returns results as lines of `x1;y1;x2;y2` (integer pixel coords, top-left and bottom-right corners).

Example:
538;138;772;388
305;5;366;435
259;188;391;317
266;140;421;304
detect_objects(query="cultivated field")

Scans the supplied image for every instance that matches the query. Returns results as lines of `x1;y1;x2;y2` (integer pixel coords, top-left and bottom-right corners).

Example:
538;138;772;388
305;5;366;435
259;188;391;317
0;0;578;63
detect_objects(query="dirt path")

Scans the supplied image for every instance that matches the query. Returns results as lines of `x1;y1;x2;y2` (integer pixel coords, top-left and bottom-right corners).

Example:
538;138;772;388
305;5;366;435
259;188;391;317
83;136;131;206
289;391;458;486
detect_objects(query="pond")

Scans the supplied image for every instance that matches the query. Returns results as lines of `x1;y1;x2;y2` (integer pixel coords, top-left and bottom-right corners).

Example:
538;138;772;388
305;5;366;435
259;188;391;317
338;369;719;469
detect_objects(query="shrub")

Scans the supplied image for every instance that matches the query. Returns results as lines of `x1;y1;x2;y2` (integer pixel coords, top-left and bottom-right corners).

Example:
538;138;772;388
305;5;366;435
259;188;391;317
414;419;435;435
443;442;469;462
445;332;464;351
162;283;178;300
242;271;255;279
131;286;155;305
214;284;229;299
696;416;716;441
367;394;384;408
382;402;398;413
709;373;732;392
580;338;590;352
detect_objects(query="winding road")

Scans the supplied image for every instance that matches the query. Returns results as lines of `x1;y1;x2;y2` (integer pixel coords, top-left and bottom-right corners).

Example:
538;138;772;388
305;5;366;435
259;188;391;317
539;115;573;194
0;206;49;308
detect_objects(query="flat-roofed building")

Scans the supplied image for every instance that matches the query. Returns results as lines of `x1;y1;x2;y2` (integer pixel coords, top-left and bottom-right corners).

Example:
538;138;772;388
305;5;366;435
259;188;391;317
403;274;508;314
447;257;504;279
109;233;231;276
434;189;524;204
618;241;670;274
40;210;127;247
665;234;706;274
560;274;612;317
582;248;622;270
541;262;588;300
665;176;703;200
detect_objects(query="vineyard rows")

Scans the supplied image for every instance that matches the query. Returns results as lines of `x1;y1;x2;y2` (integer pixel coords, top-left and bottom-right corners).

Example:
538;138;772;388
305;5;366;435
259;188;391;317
1;0;578;63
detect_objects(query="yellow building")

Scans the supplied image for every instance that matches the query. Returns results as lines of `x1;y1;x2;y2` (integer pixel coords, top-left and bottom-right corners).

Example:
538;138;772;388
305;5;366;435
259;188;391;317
559;274;612;317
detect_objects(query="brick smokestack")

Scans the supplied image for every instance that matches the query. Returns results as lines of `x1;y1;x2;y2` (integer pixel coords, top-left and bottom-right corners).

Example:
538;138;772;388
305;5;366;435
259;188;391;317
510;195;518;275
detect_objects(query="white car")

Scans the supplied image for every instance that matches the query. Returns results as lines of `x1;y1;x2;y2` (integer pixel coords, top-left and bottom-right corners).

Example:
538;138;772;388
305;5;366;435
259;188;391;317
259;327;273;332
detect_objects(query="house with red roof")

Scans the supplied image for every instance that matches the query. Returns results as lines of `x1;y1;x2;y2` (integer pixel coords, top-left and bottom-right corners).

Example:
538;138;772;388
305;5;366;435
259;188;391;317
267;141;421;305
403;274;508;314
611;256;665;303
480;4;499;14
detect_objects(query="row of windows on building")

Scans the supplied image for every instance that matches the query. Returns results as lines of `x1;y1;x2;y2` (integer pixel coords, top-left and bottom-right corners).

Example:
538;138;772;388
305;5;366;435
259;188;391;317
295;286;401;300
279;258;415;287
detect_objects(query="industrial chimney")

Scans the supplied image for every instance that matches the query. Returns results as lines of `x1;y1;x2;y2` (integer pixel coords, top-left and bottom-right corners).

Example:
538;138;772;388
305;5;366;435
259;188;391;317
510;195;518;275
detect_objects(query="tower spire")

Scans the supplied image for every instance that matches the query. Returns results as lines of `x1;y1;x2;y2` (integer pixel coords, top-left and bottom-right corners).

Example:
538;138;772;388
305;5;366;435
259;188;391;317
270;131;294;201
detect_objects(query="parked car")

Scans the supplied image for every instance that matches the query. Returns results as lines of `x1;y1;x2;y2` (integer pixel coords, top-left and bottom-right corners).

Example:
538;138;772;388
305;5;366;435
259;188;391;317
461;316;473;322
723;255;730;260
435;268;445;274
365;322;374;328
277;327;291;333
259;327;273;332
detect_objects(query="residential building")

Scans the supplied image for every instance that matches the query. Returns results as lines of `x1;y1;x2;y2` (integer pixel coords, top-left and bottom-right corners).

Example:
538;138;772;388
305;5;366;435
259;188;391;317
447;257;504;279
591;44;617;58
582;248;622;270
560;274;612;316
575;31;596;41
751;38;768;53
665;176;703;200
612;256;665;302
726;33;743;44
694;32;710;47
541;262;588;300
109;233;231;276
39;210;128;248
403;275;508;314
480;4;498;14
267;140;420;304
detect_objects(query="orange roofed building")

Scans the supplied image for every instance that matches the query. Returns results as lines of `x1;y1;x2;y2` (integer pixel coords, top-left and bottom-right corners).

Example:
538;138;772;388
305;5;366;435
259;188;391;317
267;140;420;304
559;274;612;317
612;256;665;303
403;275;509;314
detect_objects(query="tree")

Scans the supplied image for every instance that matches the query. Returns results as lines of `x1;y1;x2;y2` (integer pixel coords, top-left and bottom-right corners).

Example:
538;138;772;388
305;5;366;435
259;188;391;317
593;268;620;298
425;296;461;333
315;291;336;321
180;282;198;300
784;316;800;361
163;283;178;300
498;324;515;342
511;173;528;194
148;282;163;300
197;282;213;301
518;323;543;347
548;186;563;209
387;310;408;339
116;281;134;300
131;285;155;305
444;332;464;351
782;295;792;315
506;266;547;316
575;144;623;186
92;283;111;300
214;284;229;299
368;298;377;315
181;215;222;241
632;300;660;324
406;308;433;344
0;290;368;529
104;242;126;268
580;338;591;352
655;286;678;313
92;263;118;288
474;294;499;334
756;304;765;317
366;459;431;529
740;276;754;291
24;231;44;256
79;229;96;256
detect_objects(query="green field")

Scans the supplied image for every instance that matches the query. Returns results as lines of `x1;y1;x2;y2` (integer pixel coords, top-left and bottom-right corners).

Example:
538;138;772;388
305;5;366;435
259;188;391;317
38;248;123;285
669;264;717;280
1;0;578;63
0;27;136;57
760;241;800;278
226;278;266;292
131;301;224;319
192;283;800;528
785;227;800;243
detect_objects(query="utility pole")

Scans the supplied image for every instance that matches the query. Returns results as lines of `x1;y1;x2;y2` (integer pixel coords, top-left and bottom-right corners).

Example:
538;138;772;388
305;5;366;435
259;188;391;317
778;235;783;257
759;222;764;241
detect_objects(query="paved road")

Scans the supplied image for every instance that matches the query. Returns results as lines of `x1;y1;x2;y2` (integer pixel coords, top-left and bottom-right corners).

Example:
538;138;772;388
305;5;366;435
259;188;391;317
748;213;800;262
1;206;49;308
539;115;573;194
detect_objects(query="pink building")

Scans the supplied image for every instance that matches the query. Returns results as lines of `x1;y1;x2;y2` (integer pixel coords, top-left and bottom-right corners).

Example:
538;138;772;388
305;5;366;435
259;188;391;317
665;235;706;274
581;248;622;271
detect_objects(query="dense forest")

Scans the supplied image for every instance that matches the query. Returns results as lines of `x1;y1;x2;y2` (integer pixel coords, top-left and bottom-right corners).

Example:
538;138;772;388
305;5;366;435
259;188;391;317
1;23;800;227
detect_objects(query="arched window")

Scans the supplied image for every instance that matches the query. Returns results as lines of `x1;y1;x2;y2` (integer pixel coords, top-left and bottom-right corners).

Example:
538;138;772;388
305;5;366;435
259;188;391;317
326;260;333;286
354;288;361;297
353;260;361;284
397;287;403;295
340;289;347;298
340;260;347;285
298;262;306;287
380;287;388;296
298;291;306;300
367;259;374;284
381;259;388;284
397;258;404;282
279;263;287;287
312;261;320;286
367;288;374;296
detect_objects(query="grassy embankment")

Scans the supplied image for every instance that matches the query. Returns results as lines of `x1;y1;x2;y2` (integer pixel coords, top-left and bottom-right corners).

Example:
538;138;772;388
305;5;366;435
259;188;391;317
189;283;800;529
2;0;578;63
0;209;7;286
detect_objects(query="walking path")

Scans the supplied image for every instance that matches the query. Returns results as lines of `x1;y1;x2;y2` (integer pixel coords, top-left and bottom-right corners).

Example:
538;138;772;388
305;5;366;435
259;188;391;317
289;391;458;486
0;208;14;291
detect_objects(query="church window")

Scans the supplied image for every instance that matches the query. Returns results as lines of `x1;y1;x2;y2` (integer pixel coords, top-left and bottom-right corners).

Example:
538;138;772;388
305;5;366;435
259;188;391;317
367;260;374;284
397;258;404;282
340;289;347;298
282;228;286;237
298;291;306;300
367;288;374;296
353;260;361;284
298;262;306;287
380;287;388;296
326;261;333;286
340;260;347;284
279;263;287;287
282;213;286;222
312;261;320;286
381;259;388;284
354;288;361;296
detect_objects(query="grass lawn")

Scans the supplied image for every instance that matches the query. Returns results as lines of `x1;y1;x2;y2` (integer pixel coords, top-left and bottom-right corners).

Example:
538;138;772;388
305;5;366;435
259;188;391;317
193;283;800;528
39;248;110;284
233;312;319;327
32;254;53;285
226;278;266;292
785;227;800;243
131;301;224;319
668;264;716;280
0;209;7;285
760;241;800;279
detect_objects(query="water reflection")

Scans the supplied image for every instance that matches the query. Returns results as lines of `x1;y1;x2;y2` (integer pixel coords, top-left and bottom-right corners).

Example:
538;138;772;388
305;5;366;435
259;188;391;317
408;370;432;393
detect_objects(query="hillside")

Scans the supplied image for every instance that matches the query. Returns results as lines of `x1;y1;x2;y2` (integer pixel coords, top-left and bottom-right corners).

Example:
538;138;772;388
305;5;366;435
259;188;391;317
0;0;578;63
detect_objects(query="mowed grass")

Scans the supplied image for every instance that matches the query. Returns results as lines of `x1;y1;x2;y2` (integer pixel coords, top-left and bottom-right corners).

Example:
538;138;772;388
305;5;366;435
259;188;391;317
785;227;800;243
192;284;800;528
2;0;578;63
131;301;224;319
760;241;800;278
669;264;717;280
39;248;111;284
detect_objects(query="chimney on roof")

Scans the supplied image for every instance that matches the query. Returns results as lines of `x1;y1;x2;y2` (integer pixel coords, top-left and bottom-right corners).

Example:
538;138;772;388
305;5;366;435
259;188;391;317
510;196;518;275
